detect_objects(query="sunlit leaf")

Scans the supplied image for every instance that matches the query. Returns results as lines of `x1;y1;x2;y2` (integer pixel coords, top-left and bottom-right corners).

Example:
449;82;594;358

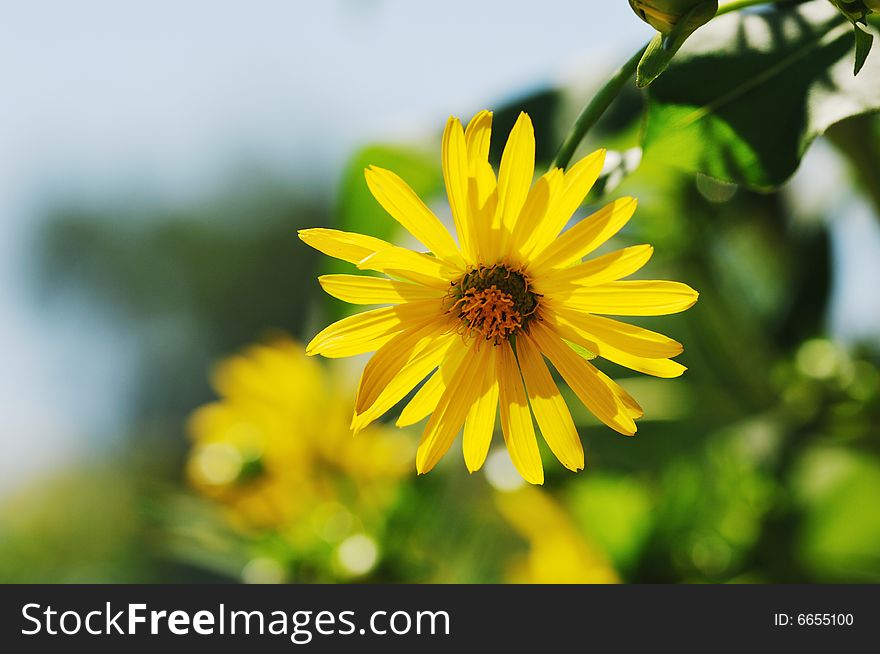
643;1;880;190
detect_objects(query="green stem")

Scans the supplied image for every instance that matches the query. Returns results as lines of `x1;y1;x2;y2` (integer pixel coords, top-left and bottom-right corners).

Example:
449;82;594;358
550;0;781;170
549;45;647;170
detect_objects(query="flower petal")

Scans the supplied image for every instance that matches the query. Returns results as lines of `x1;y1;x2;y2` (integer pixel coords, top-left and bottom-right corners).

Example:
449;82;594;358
396;345;468;427
551;315;686;378
496;113;536;240
530;322;637;436
497;340;544;485
535;244;654;293
298;228;392;264
509;168;563;257
528;197;638;276
364;165;463;266
517;333;584;472
468;161;499;263
319;275;446;305
358;246;455;288
556;280;699;316
464;110;493;167
352;321;456;432
416;343;484;474
549;306;684;358
522;149;606;257
306;302;438;358
462;345;499;473
442;116;476;261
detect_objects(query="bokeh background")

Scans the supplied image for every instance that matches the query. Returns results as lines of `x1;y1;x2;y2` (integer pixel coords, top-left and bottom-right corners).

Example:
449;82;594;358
2;0;879;583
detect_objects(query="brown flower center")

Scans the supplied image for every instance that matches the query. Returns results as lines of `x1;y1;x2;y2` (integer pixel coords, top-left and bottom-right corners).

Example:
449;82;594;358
448;264;540;344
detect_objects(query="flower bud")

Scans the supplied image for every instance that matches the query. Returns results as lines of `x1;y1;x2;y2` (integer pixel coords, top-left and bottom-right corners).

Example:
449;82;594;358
830;0;878;22
629;0;718;34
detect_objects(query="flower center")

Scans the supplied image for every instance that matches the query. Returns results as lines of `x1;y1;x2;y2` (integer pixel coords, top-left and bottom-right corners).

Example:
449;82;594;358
448;264;540;344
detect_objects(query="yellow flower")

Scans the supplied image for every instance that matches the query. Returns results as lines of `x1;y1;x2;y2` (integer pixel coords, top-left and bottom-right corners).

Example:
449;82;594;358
300;111;698;484
187;337;411;533
496;486;619;583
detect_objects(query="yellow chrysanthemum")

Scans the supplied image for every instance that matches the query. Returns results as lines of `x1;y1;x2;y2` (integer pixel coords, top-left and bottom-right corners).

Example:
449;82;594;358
187;337;411;533
300;111;698;484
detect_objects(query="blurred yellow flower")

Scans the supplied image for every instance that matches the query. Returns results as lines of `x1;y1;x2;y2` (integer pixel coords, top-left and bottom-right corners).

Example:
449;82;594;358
496;486;619;583
186;337;412;542
300;110;697;484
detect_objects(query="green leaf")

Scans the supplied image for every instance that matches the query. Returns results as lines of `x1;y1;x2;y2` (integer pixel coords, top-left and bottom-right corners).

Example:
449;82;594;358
854;22;874;75
642;1;880;191
636;1;719;88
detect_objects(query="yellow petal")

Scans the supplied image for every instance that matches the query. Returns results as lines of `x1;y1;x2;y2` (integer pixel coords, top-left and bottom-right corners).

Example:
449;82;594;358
615;383;644;420
550;306;683;358
442;116;476;261
496;113;535;242
464;110;493;168
358;246;454;288
306;301;438;358
523;149;605;257
530;322;637;436
517;333;584;472
556;280;699;316
396;345;468;427
298;228;392;265
551;314;686;378
528;197;638;277
352;322;456;432
462;345;499;473
536;245;654;293
318;275;446;305
364;166;463;266
416;343;484;474
497;340;544;485
509;168;563;257
468;161;499;263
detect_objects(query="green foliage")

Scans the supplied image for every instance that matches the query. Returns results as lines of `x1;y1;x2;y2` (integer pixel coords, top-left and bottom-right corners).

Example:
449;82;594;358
854;22;874;74
643;1;880;190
